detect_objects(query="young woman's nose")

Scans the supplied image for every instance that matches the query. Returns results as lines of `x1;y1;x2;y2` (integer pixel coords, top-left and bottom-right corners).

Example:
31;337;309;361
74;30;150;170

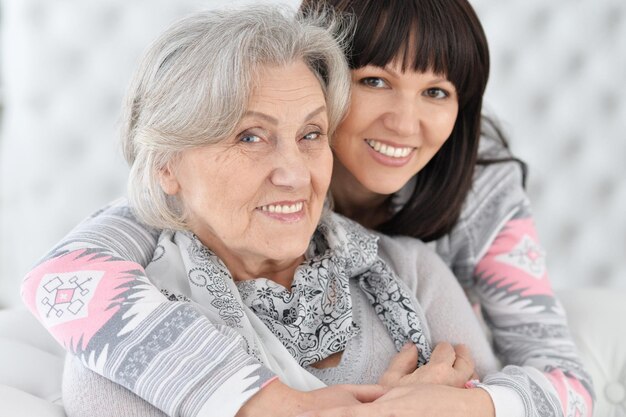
382;96;420;137
269;144;311;190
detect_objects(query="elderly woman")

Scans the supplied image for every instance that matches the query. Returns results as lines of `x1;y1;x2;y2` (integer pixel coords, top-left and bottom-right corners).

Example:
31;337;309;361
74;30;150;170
23;5;498;417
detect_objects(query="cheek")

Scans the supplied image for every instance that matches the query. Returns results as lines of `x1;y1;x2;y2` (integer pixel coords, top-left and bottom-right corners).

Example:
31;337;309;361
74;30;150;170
336;96;375;142
311;149;334;193
332;115;366;161
182;170;249;222
332;122;355;151
431;106;458;144
210;155;259;204
445;104;459;134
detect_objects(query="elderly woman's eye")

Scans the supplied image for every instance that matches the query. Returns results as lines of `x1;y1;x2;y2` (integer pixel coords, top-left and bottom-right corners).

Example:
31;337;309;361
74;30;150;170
424;87;449;99
239;133;261;143
302;131;322;141
360;77;388;88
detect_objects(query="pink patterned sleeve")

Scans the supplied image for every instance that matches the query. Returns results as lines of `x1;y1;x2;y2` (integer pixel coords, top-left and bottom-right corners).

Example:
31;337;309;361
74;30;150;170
474;214;594;417
20;200;275;417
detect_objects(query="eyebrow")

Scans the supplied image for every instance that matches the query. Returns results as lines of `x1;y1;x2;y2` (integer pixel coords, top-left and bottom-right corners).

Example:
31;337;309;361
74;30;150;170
244;106;326;125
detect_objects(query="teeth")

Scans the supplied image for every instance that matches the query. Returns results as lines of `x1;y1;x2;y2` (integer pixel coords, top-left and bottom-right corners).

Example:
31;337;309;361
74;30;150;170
261;202;304;214
366;139;412;158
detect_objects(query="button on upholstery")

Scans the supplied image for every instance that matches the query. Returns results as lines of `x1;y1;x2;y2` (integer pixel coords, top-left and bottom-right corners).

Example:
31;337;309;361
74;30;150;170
605;382;626;404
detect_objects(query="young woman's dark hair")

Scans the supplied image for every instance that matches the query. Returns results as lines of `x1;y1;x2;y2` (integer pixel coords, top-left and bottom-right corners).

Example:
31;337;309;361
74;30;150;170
301;0;525;241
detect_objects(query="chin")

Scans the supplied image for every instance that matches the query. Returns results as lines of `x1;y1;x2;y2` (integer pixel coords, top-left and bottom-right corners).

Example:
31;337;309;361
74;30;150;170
265;238;310;262
362;176;409;196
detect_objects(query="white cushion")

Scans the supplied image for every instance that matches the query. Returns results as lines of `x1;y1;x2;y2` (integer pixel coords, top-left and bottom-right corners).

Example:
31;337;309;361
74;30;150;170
0;385;66;417
0;309;65;415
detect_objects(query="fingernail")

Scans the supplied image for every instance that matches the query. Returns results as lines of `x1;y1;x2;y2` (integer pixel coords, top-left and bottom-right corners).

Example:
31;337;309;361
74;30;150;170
401;342;414;351
464;379;480;389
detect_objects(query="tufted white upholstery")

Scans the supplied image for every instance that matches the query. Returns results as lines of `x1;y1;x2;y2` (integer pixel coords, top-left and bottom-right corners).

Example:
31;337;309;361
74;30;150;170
0;308;66;417
2;289;625;417
472;0;626;291
558;289;626;417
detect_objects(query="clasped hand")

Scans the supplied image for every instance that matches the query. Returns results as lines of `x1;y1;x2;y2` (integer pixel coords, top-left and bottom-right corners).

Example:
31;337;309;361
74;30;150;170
236;342;493;417
296;342;492;417
380;341;477;388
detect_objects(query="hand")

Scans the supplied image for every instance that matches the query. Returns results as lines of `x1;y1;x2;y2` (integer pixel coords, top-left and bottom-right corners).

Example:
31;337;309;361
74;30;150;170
379;342;476;388
296;383;495;417
236;379;386;417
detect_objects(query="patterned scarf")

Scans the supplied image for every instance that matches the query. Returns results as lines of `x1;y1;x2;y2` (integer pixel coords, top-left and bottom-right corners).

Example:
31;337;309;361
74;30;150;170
150;212;431;368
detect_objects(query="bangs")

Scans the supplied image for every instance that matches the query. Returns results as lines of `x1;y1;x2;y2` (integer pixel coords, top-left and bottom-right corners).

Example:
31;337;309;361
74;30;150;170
347;0;489;106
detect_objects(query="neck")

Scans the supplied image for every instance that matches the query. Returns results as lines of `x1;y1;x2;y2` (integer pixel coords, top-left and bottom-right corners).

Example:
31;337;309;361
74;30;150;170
212;246;303;289
330;159;391;229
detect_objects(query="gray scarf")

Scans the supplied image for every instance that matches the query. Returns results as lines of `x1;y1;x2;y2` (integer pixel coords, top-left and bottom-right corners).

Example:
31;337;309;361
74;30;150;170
151;212;432;368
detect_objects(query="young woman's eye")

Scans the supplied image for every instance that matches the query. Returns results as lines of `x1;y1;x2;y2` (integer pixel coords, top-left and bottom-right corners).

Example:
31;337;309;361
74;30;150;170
239;133;261;143
360;77;388;88
424;87;449;99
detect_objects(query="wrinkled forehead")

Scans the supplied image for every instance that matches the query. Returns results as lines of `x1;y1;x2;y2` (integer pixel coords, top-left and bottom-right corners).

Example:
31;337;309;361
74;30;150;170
242;61;328;122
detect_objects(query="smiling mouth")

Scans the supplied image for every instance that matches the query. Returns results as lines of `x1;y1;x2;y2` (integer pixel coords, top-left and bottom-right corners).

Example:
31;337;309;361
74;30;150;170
259;202;304;214
365;139;414;158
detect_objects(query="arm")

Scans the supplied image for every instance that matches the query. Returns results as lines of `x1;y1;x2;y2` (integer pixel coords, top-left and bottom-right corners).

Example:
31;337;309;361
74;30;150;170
21;199;277;416
236;380;386;417
472;211;594;417
295;383;495;417
452;153;594;417
64;352;383;417
42;198;160;265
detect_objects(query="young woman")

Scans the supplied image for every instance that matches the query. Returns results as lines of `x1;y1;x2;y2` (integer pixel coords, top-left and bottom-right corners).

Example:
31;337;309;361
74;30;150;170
297;1;593;415
22;1;593;416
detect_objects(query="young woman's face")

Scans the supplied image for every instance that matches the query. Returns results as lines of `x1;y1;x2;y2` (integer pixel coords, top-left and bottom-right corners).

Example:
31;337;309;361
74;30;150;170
332;62;459;196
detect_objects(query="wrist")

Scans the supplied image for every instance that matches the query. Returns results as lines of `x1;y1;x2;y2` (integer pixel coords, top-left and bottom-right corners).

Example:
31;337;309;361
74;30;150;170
462;387;496;417
236;379;309;417
475;384;524;417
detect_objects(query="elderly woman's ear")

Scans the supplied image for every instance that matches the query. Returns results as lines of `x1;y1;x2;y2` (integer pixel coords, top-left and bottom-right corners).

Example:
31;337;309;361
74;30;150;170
158;162;180;196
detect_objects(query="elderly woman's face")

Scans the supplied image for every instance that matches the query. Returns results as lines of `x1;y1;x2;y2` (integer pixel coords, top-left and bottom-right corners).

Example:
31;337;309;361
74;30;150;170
160;61;332;272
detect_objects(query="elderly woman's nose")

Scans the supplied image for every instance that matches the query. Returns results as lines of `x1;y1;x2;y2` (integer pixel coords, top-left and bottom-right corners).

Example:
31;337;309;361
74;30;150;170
269;146;311;189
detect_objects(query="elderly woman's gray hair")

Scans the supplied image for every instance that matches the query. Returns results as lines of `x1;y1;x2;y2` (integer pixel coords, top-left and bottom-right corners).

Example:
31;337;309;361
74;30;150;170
123;4;351;229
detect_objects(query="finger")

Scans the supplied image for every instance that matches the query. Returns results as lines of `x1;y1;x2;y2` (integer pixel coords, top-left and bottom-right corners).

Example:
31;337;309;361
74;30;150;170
378;343;419;386
336;384;388;403
452;344;475;380
429;342;456;366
